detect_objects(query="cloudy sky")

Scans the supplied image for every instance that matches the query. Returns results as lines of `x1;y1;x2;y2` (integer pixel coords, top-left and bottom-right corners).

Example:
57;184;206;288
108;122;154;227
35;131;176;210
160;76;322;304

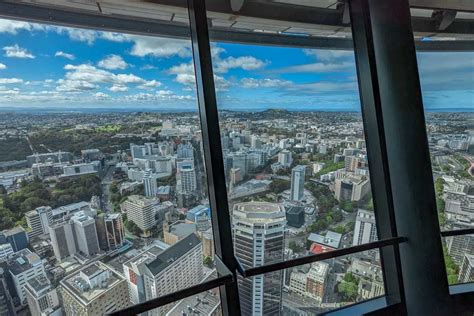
0;18;471;112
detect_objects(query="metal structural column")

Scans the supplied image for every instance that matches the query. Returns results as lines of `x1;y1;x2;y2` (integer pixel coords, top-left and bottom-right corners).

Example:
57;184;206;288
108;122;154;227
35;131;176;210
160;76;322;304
349;0;451;315
187;0;241;315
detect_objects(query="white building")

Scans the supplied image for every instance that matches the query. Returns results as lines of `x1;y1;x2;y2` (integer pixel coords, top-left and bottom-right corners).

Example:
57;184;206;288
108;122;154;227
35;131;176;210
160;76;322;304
143;169;157;197
7;249;46;304
25;206;52;239
143;234;203;315
121;195;160;232
71;211;100;257
177;161;197;194
278;150;292;167
353;209;378;246
290;165;306;201
25;275;61;316
233;202;286;316
0;243;13;261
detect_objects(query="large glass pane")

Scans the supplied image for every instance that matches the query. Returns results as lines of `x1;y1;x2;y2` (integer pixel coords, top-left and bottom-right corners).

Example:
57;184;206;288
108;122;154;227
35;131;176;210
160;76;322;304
0;7;221;315
204;5;385;313
415;48;474;284
247;250;384;315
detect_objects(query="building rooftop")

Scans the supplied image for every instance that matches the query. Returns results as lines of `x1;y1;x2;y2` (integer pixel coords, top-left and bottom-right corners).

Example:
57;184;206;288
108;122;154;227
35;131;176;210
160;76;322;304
8;249;42;276
168;221;197;238
308;231;342;249
146;233;201;276
61;262;125;306
233;202;285;217
25;275;51;296
4;226;26;236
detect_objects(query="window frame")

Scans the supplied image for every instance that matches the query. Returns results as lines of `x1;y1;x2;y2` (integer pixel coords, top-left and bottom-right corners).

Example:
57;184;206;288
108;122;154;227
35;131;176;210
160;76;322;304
0;0;472;315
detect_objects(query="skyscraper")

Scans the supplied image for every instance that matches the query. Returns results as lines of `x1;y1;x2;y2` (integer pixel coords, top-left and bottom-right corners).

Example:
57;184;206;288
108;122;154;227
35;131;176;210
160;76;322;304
49;220;76;261
353;209;378;246
7;249;46;304
121;195;159;233
71;212;100;257
105;213;125;250
25;275;61;316
143;169;157;197
290;165;306;201
177;161;197;194
143;234;203;315
277;150;292;167
232;202;286;316
25;206;52;239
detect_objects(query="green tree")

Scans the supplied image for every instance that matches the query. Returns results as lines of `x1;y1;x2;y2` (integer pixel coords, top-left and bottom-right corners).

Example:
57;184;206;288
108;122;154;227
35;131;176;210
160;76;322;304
269;179;290;194
203;256;213;266
126;220;142;236
338;281;358;301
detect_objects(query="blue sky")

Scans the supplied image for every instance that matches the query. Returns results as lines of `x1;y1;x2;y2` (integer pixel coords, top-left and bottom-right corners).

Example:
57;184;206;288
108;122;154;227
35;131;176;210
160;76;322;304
0;18;471;112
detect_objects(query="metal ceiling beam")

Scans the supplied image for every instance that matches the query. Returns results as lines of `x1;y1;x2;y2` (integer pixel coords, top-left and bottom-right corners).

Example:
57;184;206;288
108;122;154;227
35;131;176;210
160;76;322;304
410;0;474;12
0;2;472;51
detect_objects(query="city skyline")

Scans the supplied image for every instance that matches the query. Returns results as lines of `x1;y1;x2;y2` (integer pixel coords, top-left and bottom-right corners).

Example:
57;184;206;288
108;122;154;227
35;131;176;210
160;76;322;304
0;18;471;112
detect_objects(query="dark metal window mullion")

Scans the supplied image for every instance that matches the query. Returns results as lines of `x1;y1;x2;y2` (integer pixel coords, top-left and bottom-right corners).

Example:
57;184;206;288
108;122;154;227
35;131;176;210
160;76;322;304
187;0;241;315
348;0;405;307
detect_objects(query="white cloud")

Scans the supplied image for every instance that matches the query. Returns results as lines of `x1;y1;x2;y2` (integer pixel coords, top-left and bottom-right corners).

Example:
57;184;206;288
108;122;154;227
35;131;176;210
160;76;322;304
94;92;111;99
303;49;354;62
281;62;353;73
290;81;358;93
0;78;23;84
138;80;161;90
214;56;268;73
127;35;191;58
241;78;291;88
140;64;158;70
55;51;75;60
98;54;129;70
3;44;35;59
56;79;98;92
169;61;230;91
61;28;97;45
109;85;129;92
0;19;45;34
0;63;6;69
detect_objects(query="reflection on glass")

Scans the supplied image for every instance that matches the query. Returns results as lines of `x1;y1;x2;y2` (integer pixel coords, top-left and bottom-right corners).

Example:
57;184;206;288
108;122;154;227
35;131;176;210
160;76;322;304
0;13;220;316
417;51;474;284
244;250;385;315
208;39;380;313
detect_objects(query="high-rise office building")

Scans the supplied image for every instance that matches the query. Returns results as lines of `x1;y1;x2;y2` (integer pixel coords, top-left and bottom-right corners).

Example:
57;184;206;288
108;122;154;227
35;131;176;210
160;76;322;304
143;169;157;197
105;213;125;250
335;175;371;202
353;209;378;246
458;254;474;283
143;234;203;315
290;165;306;201
4;226;28;252
447;231;474;265
49;220;76;261
123;241;169;306
232;202;286;316
278;150;292;167
7;249;46;304
177;143;194;159
60;262;130;315
25;206;52;239
25;275;61;316
0;243;13;261
177;162;197;194
121;195;159;233
71;212;100;257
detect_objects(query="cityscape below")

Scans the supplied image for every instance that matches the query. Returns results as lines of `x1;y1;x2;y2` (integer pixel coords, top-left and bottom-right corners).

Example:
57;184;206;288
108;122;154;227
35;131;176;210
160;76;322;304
0;108;471;316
